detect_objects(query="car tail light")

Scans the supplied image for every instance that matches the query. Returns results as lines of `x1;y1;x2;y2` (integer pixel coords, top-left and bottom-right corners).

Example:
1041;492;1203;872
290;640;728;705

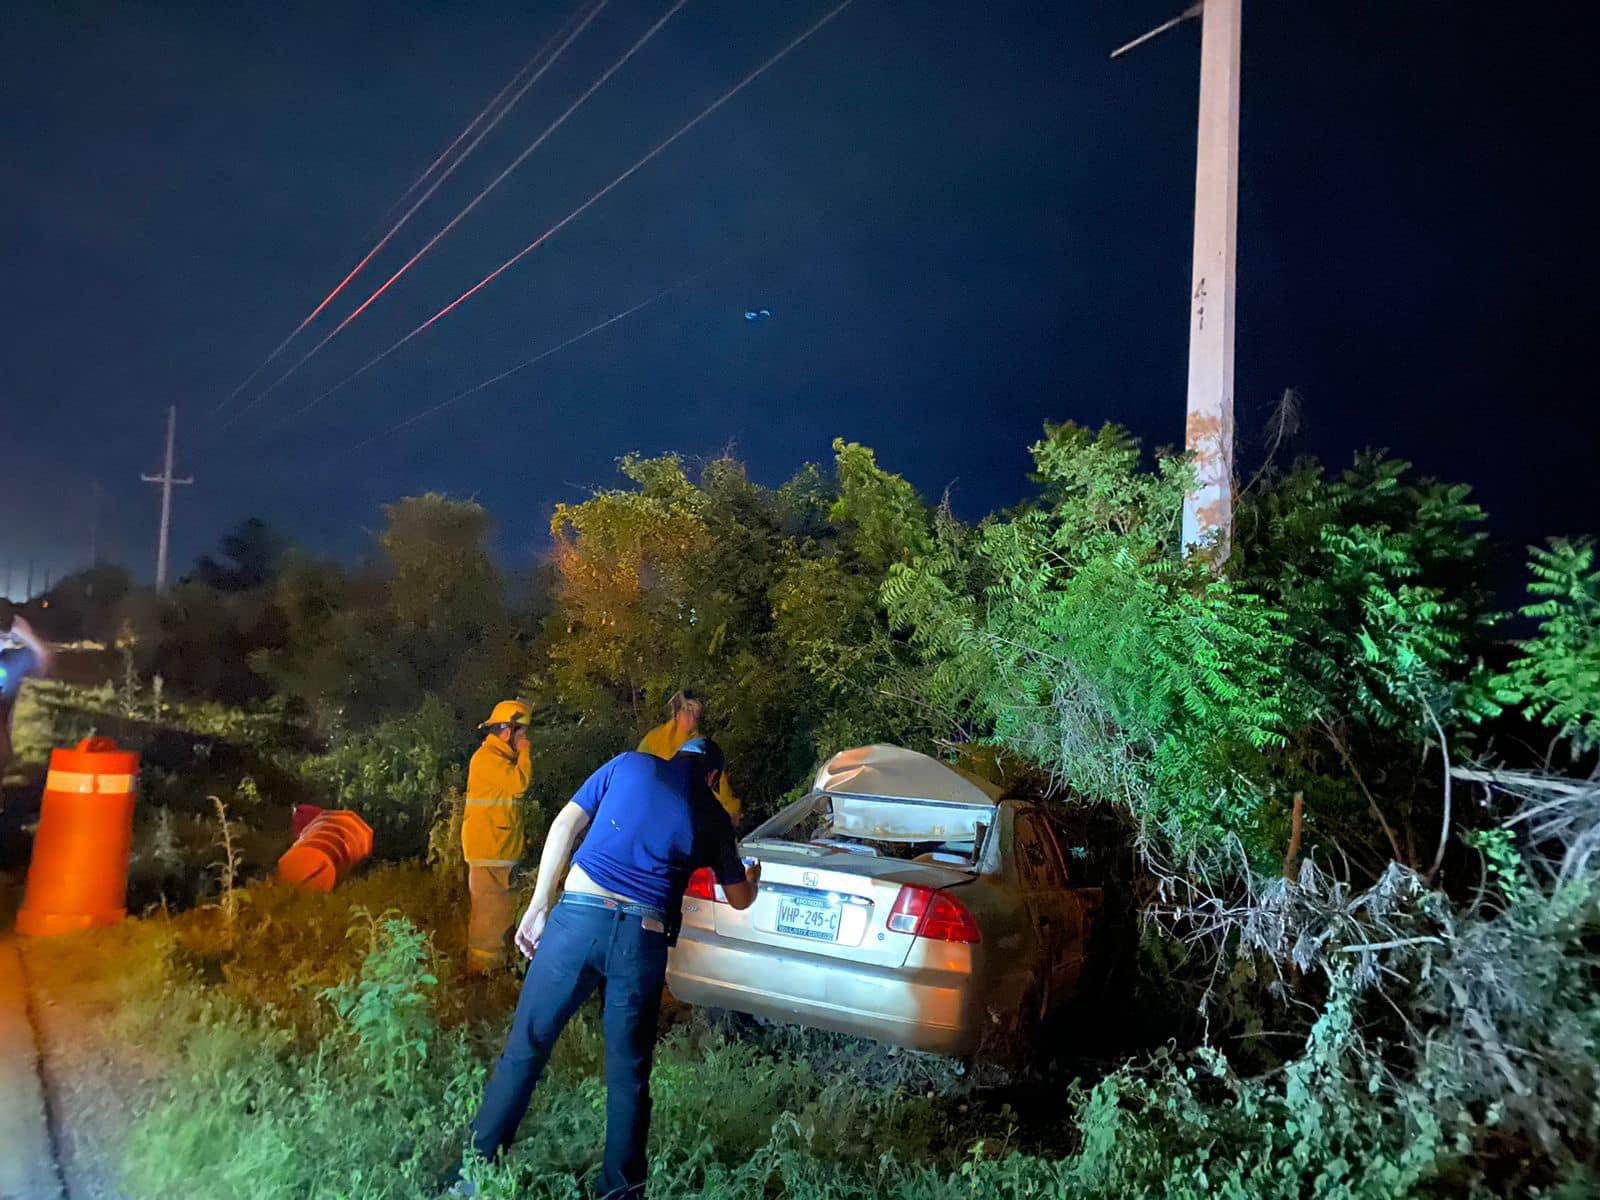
685;867;721;902
887;885;981;943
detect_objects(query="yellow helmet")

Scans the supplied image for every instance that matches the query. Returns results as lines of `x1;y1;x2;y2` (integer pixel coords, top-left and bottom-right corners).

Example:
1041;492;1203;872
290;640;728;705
480;699;532;729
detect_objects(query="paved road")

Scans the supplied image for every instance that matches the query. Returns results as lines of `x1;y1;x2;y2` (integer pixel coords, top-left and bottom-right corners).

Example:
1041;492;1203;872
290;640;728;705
0;932;65;1200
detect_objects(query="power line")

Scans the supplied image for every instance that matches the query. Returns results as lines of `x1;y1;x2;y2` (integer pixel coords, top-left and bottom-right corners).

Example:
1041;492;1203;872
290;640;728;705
258;0;858;442
222;0;690;428
345;260;726;456
377;3;597;225
212;0;605;419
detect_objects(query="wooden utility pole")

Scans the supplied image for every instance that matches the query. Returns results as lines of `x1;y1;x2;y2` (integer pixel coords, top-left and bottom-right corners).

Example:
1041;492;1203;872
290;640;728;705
1113;0;1242;561
140;406;194;590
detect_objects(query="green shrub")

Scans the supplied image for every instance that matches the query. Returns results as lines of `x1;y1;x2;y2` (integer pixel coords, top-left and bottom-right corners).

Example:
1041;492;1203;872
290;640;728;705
882;422;1290;859
303;695;465;857
123;915;483;1200
1499;538;1600;757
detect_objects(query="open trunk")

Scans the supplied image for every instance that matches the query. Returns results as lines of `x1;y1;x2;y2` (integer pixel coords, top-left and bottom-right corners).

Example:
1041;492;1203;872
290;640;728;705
719;745;1001;969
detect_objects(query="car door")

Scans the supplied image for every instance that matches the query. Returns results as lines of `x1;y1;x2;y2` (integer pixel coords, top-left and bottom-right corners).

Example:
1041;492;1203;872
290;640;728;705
1011;809;1072;1004
1038;815;1090;997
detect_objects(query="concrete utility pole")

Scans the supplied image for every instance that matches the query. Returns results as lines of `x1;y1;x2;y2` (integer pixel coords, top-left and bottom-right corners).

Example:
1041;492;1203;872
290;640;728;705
140;406;194;590
1113;0;1242;562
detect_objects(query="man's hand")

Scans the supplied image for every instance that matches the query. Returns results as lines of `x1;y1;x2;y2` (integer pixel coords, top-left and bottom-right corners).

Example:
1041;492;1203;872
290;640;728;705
514;901;549;959
512;727;531;753
724;860;760;910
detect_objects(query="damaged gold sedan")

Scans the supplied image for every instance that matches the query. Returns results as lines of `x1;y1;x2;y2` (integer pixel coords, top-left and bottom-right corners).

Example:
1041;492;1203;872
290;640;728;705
667;745;1103;1056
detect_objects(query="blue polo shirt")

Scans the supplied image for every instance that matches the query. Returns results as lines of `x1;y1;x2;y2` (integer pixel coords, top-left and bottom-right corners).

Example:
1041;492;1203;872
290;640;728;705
569;750;745;914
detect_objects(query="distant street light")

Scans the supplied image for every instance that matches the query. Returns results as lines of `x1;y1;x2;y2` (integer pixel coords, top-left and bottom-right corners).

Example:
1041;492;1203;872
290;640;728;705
1114;0;1242;563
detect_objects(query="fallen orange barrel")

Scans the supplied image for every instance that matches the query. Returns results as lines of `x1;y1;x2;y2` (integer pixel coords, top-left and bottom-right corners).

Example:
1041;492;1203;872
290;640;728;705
277;808;373;892
290;802;325;839
18;737;140;937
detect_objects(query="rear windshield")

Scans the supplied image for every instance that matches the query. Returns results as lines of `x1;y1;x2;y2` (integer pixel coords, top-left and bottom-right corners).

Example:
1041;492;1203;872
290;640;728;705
755;792;990;866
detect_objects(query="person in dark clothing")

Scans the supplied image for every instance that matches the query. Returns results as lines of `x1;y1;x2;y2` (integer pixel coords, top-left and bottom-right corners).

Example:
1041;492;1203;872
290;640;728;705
454;737;757;1199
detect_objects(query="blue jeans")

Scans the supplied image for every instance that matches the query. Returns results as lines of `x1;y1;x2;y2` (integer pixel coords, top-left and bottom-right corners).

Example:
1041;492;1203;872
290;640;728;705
471;896;668;1199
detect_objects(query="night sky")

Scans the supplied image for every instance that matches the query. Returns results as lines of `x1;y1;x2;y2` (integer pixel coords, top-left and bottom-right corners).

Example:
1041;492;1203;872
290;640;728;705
2;0;1593;592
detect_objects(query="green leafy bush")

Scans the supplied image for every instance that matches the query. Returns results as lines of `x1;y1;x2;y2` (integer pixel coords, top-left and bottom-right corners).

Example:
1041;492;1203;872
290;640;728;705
67;419;1600;1199
882;422;1290;858
1064;995;1452;1199
302;695;466;855
1499;538;1600;757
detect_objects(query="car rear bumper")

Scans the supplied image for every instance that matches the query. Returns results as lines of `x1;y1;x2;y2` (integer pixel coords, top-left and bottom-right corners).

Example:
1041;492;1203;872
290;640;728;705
666;924;980;1056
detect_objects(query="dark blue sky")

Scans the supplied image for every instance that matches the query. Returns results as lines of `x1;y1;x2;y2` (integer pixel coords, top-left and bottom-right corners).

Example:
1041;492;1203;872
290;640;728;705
1;0;1592;591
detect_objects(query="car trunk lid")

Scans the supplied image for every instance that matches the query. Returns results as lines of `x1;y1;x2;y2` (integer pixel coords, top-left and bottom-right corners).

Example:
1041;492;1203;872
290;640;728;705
710;843;976;969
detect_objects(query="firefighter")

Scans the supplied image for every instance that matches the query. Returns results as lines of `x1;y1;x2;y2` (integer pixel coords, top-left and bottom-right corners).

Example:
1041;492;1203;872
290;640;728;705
462;699;532;975
637;689;740;823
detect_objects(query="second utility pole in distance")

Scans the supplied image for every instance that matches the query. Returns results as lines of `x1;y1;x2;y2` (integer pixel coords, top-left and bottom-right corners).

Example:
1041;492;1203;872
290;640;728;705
141;406;194;590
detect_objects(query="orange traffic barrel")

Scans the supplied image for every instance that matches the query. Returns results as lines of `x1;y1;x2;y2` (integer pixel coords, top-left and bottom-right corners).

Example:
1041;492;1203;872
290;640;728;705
277;809;373;892
290;803;325;838
17;737;140;937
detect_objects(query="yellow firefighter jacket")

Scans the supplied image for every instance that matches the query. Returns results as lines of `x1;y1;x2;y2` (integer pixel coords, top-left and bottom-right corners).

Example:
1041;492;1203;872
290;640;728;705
637;720;741;820
461;734;531;866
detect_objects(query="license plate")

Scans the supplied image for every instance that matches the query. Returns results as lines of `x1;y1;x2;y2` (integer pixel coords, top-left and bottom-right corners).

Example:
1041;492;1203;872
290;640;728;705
775;894;842;942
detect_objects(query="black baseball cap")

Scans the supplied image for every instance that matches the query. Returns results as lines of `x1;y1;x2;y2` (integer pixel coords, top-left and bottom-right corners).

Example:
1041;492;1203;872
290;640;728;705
676;736;725;776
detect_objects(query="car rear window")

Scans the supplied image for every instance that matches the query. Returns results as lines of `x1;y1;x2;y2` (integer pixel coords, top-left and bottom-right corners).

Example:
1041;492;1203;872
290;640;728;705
757;793;990;866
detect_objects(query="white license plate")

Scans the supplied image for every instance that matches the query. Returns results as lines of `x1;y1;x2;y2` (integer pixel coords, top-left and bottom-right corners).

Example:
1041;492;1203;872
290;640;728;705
775;894;842;942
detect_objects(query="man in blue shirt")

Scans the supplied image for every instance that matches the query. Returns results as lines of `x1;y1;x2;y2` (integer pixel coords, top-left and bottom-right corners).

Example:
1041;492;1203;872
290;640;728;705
461;738;757;1198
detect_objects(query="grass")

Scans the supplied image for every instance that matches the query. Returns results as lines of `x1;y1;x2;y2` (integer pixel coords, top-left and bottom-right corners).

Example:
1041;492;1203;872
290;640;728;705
31;858;1481;1200
24;862;1060;1200
12;683;1556;1198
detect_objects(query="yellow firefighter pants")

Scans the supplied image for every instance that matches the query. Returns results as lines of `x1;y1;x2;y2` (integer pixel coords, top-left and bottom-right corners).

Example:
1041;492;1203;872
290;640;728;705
467;865;516;973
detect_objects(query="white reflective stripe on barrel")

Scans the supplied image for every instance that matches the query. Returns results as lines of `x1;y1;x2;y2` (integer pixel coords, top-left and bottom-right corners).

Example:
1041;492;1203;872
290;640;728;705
45;770;138;795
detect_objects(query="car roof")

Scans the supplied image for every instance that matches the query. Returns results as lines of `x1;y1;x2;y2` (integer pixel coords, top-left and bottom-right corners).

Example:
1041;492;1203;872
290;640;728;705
813;744;1002;808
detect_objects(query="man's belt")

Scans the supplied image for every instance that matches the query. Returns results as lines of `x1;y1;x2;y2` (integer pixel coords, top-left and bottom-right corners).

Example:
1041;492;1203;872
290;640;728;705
558;891;667;924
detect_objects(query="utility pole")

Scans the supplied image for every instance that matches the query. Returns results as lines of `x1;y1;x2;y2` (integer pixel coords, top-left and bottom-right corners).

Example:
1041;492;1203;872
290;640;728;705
89;480;101;567
1113;0;1242;562
140;406;194;590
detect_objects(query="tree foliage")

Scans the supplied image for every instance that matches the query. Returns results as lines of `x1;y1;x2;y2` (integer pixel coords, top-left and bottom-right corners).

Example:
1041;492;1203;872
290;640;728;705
1236;453;1499;739
530;449;933;822
883;422;1290;855
1499;538;1600;757
59;414;1600;1196
1232;453;1504;869
192;518;289;593
260;494;522;730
